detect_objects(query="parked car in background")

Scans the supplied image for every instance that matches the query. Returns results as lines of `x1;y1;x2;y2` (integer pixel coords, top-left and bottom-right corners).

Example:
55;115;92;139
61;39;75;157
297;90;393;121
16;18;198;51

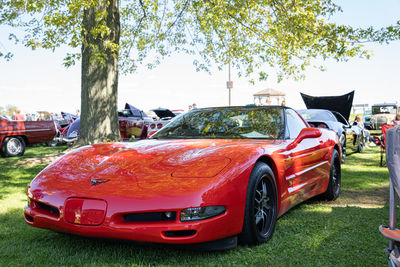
298;109;364;163
362;110;372;129
62;103;151;143
118;104;153;139
0;115;57;157
299;91;363;163
370;103;399;130
25;106;341;250
147;108;183;136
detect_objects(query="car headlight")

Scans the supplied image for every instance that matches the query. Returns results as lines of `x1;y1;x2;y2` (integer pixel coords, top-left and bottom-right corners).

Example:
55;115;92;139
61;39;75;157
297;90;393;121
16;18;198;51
180;206;226;222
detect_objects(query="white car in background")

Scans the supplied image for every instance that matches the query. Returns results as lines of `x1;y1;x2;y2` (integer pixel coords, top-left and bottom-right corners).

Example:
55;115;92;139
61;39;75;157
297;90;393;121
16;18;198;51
148;108;184;136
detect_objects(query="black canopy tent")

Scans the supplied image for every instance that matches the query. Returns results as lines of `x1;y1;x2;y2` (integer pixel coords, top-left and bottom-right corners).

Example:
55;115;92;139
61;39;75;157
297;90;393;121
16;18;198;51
300;91;355;121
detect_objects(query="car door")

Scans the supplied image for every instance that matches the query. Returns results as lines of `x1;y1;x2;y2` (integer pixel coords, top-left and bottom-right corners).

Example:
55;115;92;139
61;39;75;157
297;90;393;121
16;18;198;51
284;109;330;207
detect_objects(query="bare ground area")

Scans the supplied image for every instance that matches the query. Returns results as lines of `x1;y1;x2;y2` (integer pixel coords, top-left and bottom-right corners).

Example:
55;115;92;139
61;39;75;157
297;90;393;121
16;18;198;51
309;187;389;208
16;148;74;167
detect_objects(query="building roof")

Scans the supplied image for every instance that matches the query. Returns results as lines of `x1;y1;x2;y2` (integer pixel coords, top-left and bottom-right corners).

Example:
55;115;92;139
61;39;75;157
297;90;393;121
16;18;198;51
253;88;286;97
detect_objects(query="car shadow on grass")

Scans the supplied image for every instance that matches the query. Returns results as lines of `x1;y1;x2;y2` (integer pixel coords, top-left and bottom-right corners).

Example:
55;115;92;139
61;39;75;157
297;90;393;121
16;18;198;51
0;204;395;266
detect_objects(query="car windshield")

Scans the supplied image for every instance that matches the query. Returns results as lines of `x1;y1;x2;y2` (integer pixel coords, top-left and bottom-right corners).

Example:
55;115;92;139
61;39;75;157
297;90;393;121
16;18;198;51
297;109;337;122
372;105;397;114
363;110;372;116
151;106;283;139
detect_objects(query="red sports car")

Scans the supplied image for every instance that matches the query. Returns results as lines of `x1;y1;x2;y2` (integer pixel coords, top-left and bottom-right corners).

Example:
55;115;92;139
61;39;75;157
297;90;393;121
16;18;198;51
24;106;341;250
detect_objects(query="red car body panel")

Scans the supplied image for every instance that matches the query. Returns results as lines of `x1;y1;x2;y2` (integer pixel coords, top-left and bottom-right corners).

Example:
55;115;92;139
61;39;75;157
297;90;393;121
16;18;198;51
25;131;338;244
0;118;56;147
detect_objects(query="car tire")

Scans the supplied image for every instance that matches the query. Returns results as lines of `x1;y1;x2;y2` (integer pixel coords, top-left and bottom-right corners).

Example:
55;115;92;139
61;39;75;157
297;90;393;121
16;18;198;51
322;149;341;201
239;162;278;246
339;134;346;163
47;140;58;147
1;136;26;157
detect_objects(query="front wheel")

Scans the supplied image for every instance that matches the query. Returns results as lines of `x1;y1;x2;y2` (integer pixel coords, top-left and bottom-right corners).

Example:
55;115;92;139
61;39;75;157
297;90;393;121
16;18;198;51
1;136;26;157
322;149;341;201
239;162;278;246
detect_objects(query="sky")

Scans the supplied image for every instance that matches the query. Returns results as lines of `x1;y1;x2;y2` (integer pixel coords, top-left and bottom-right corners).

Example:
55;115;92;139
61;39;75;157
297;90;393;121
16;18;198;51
0;0;399;114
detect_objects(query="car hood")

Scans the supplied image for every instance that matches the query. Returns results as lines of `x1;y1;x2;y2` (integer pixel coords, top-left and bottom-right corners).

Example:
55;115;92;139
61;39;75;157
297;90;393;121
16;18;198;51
151;108;176;119
29;139;282;202
300;91;354;121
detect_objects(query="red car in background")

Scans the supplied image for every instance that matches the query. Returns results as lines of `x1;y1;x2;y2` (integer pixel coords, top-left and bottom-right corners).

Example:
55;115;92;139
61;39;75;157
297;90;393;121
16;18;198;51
0;115;57;157
61;103;152;143
25;106;341;250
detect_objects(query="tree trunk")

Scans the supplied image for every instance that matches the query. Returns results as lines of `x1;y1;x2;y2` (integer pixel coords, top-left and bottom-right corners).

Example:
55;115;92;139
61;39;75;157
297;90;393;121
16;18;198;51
79;0;121;145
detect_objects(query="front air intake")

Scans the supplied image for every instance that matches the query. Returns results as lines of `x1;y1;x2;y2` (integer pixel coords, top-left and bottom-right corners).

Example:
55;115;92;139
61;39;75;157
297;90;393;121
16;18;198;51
123;212;176;222
164;230;197;238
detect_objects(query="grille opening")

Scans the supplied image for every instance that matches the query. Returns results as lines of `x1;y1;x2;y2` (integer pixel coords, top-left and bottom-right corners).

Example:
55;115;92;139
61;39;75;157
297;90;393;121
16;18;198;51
35;201;60;217
25;213;34;222
123;212;176;222
164;230;196;238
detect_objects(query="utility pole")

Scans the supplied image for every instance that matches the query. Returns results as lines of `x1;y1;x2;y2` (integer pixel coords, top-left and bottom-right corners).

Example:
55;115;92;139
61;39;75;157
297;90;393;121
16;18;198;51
226;62;233;106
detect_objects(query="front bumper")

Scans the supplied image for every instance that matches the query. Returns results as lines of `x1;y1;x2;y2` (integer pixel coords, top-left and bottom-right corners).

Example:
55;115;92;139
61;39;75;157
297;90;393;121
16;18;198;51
24;198;240;246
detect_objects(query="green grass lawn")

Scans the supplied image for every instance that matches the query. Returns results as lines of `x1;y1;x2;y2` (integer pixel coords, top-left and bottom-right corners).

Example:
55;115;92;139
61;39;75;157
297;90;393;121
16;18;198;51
0;144;395;266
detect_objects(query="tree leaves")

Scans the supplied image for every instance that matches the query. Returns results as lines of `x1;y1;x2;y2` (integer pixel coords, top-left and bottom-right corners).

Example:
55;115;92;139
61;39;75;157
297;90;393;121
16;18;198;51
0;0;399;80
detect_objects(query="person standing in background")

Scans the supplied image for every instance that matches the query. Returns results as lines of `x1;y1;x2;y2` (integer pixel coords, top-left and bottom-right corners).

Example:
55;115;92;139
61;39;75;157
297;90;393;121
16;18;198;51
353;115;375;148
14;110;25;121
25;113;32;121
391;113;400;125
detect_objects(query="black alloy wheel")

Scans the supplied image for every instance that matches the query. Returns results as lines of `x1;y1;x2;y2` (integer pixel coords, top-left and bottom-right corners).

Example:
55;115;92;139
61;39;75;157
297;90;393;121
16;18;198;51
1;136;26;157
239;162;277;245
322;149;341;201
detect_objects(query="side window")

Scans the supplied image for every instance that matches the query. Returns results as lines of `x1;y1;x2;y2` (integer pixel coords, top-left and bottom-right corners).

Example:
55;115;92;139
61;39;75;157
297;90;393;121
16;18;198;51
132;110;142;117
285;109;307;139
332;112;348;125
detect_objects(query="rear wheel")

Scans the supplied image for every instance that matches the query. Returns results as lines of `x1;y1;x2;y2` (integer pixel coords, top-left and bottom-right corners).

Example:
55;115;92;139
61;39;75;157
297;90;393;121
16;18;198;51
339;134;346;163
1;136;26;157
322;149;341;201
239;162;277;246
356;134;364;153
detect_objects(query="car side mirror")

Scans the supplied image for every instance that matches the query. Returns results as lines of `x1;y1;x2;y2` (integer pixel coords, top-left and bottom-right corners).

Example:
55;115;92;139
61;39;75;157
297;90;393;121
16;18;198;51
287;128;322;150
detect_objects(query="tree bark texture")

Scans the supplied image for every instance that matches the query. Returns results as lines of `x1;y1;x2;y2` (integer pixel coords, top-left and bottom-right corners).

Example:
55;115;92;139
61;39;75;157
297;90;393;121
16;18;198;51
79;0;121;145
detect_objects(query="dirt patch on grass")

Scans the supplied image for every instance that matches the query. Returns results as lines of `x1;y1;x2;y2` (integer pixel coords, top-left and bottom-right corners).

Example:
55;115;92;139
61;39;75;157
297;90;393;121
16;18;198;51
309;187;389;208
16;148;74;167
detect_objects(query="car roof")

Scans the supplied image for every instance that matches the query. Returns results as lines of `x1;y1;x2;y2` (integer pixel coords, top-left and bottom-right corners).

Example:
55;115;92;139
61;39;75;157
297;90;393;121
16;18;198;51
298;109;332;113
372;103;397;106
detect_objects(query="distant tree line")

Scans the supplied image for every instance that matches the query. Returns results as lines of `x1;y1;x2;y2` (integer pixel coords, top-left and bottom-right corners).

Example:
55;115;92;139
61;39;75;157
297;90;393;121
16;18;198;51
0;105;18;118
